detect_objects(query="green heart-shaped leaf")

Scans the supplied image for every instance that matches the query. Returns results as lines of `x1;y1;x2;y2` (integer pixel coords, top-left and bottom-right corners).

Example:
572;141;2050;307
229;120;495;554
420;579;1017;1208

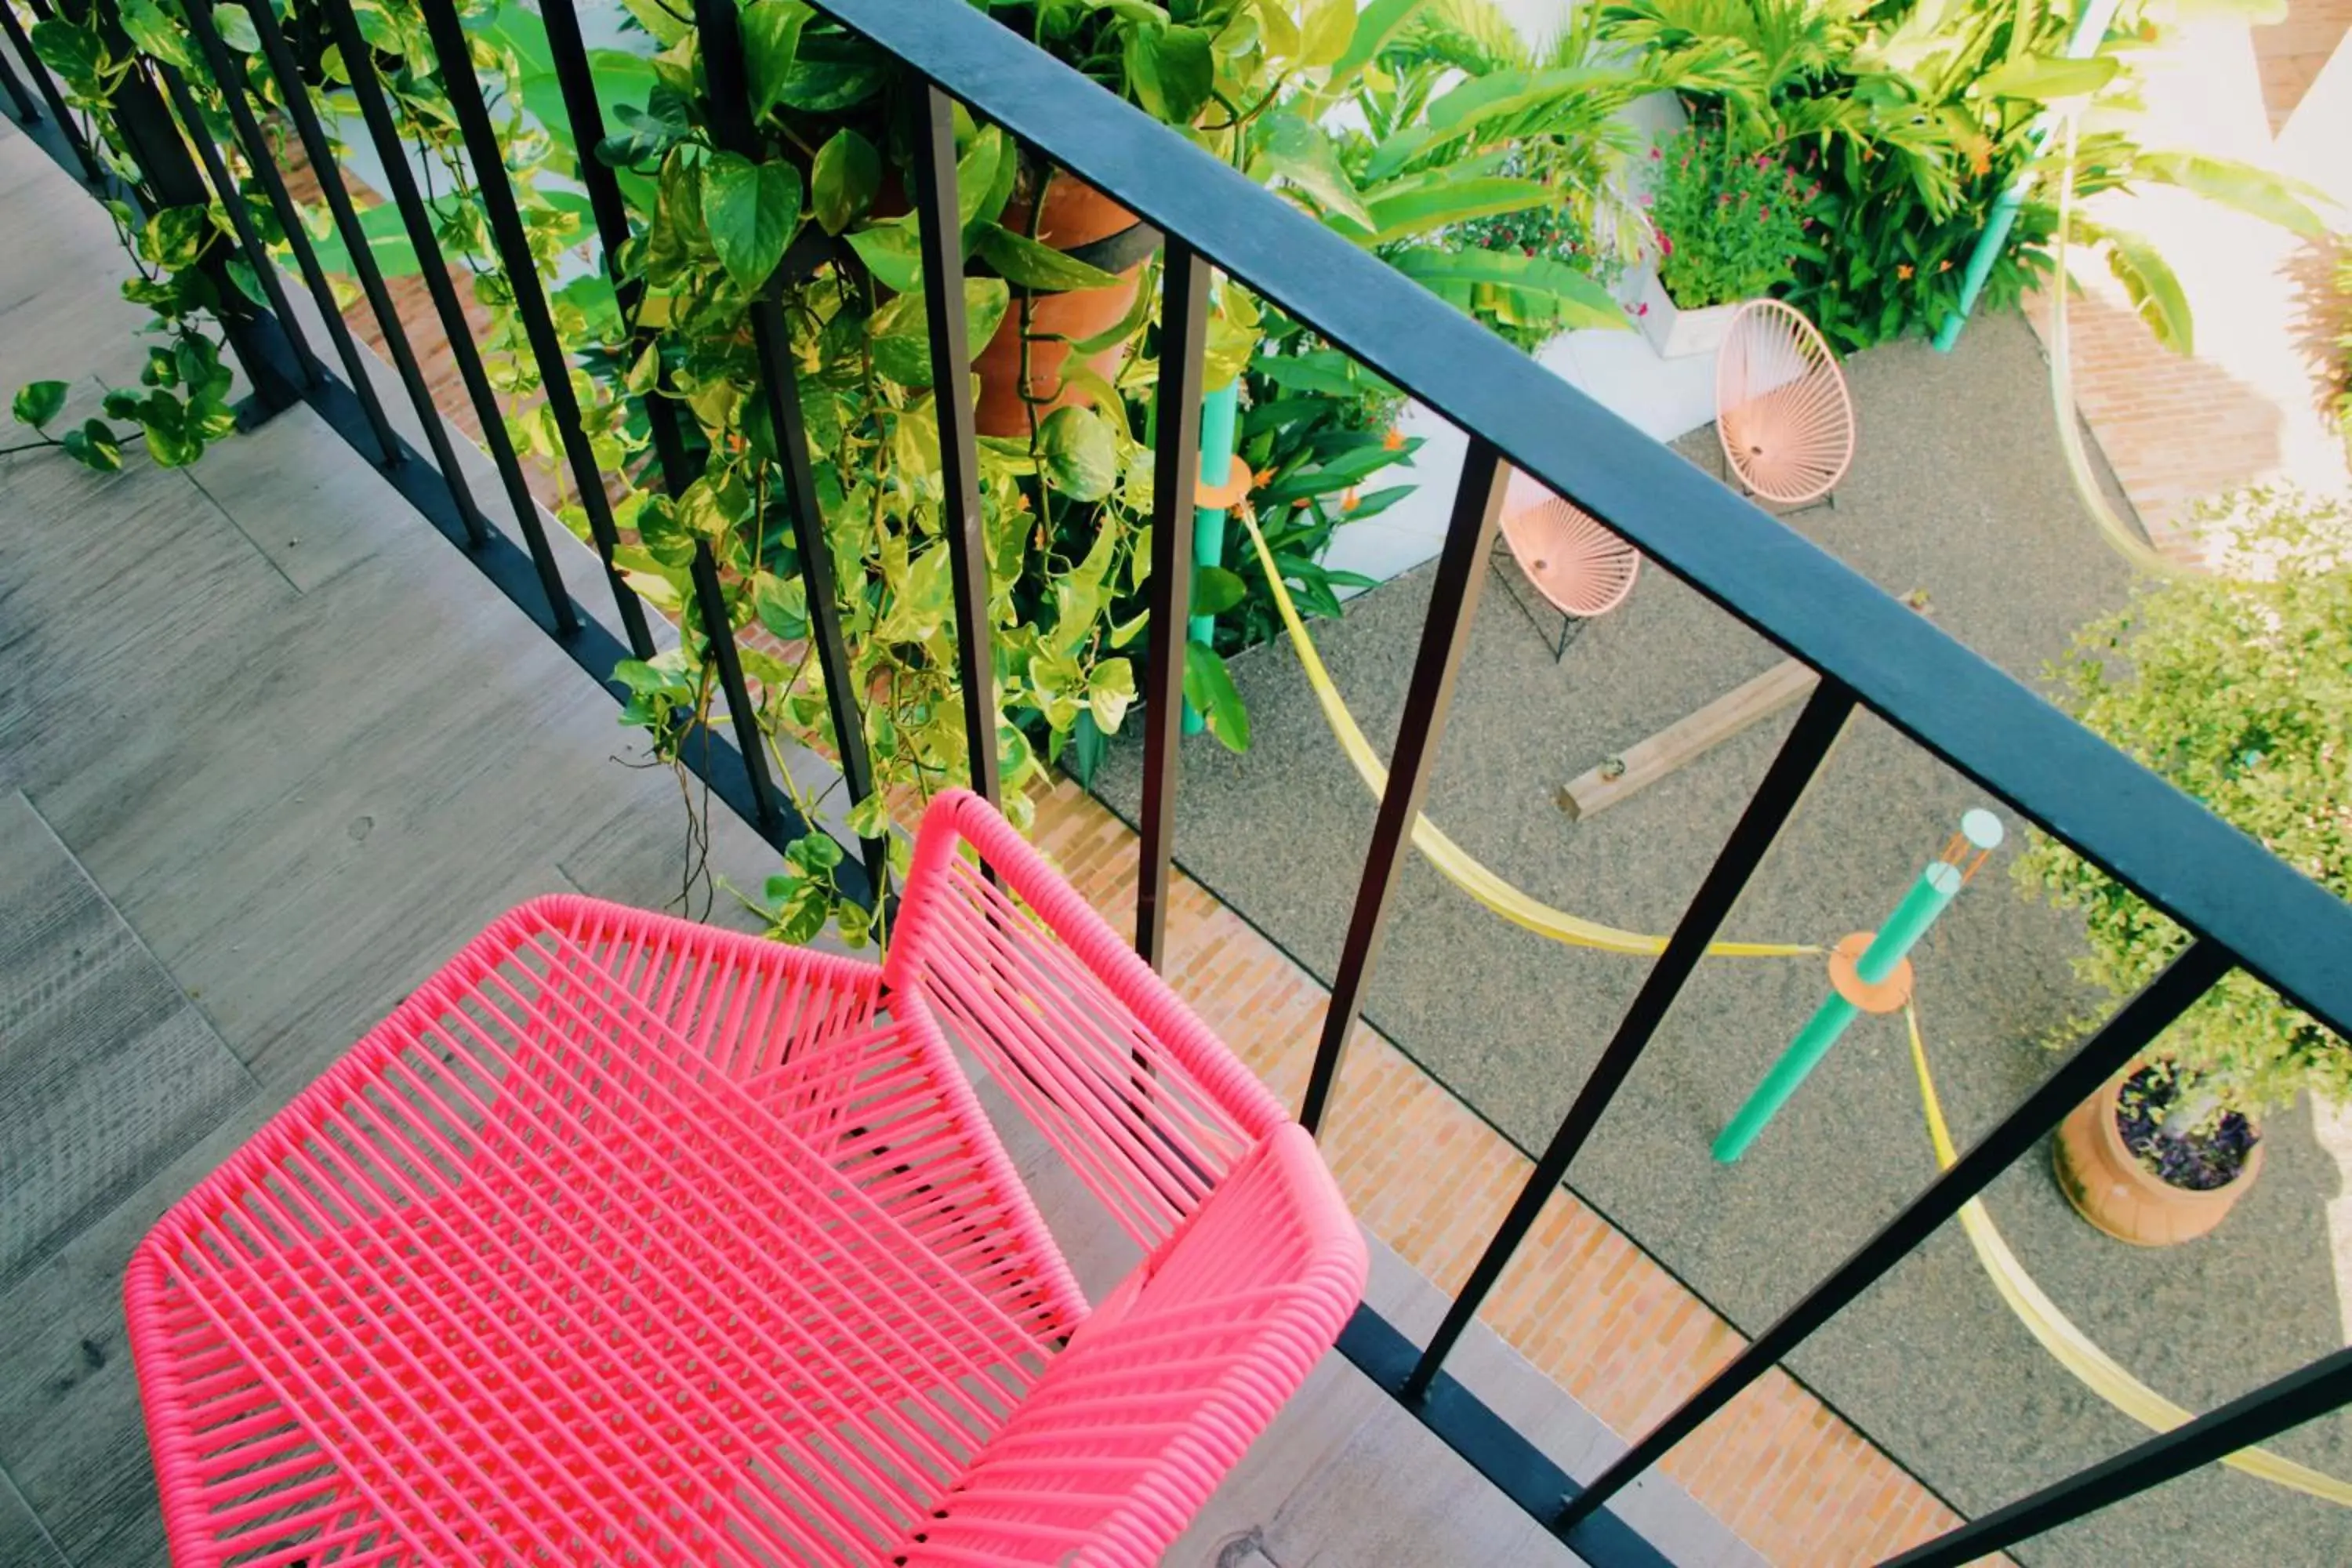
1039;405;1118;501
11;380;69;430
700;152;801;293
811;128;880;236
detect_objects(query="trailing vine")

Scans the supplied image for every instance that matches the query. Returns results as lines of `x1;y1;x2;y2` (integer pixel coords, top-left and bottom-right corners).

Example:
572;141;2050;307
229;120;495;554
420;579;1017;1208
7;2;245;470
10;0;1649;953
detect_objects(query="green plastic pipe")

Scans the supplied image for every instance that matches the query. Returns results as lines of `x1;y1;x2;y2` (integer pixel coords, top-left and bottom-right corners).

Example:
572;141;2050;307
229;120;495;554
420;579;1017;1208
1932;0;2125;353
1856;861;1963;983
1712;860;1966;1163
1713;993;1863;1165
1181;379;1243;736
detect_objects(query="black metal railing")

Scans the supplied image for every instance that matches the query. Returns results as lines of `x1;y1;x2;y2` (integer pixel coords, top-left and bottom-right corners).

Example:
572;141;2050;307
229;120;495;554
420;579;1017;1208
10;2;2352;1562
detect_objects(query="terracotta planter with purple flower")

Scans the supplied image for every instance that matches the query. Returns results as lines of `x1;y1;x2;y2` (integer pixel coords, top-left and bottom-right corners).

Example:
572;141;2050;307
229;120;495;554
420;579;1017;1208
2053;1062;2264;1247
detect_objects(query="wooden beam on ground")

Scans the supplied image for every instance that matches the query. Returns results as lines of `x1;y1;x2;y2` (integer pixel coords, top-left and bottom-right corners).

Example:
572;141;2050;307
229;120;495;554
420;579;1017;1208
1559;658;1820;822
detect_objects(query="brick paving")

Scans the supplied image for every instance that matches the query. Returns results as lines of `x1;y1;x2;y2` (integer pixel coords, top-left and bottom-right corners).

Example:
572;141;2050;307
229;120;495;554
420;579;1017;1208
2254;0;2351;132
2022;0;2350;559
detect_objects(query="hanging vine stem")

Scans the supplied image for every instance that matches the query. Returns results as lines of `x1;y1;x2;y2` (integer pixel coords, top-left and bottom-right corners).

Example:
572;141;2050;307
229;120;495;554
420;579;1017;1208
14;0;1440;955
5;12;238;471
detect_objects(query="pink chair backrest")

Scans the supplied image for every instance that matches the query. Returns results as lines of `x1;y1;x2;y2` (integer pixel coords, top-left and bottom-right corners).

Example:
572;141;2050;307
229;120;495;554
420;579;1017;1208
1715;299;1854;506
884;789;1290;1251
1498;467;1640;617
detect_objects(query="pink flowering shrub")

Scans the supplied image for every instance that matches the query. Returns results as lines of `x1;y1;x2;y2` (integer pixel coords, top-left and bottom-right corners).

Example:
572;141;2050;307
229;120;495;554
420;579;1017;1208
1646;127;1816;309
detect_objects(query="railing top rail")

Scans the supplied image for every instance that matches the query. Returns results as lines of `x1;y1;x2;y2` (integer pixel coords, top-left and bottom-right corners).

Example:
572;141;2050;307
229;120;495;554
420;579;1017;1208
806;0;2352;1038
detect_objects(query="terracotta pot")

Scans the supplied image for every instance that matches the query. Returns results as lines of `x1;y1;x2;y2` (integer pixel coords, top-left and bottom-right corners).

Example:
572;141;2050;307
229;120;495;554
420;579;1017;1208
2053;1073;2263;1246
972;172;1150;439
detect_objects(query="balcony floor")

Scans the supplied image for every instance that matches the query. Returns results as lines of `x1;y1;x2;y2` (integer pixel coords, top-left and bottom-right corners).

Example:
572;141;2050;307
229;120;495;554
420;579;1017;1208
0;111;1740;1567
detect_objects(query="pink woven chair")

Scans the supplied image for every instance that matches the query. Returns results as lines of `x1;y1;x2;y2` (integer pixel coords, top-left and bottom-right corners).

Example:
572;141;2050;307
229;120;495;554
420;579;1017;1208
1715;299;1855;511
1492;466;1640;660
125;790;1366;1568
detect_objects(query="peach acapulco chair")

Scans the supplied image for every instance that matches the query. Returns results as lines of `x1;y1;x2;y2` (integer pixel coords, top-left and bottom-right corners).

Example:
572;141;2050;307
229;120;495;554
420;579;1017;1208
1715;299;1855;512
1492;466;1641;661
124;789;1367;1567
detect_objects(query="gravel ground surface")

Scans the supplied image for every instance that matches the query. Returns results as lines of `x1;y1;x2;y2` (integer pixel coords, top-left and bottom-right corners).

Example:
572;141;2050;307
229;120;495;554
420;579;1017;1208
1094;310;2352;1565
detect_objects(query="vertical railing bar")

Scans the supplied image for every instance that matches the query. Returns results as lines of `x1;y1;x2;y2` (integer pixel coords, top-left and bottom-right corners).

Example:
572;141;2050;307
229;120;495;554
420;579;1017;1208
536;0;775;820
0;20;38;122
532;0;696;495
154;60;321;392
1297;436;1508;1135
415;0;656;661
1134;242;1210;971
691;0;881;887
532;0;702;505
1880;1344;2352;1567
910;84;1001;811
0;2;103;183
70;5;292;416
183;0;401;464
317;0;585;634
1401;674;1859;1404
1555;938;2237;1536
241;0;487;536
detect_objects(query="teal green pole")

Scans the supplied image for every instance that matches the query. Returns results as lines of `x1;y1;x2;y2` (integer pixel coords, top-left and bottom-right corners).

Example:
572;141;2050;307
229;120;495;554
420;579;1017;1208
1181;379;1243;736
1854;862;1962;982
1712;863;1960;1163
1932;191;2027;354
1713;993;1863;1163
1713;808;2004;1163
1932;0;2124;352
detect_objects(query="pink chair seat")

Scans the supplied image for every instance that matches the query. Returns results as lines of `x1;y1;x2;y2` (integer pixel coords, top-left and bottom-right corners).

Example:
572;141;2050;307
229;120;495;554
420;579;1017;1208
1715;299;1854;508
1498;469;1640;618
125;792;1366;1567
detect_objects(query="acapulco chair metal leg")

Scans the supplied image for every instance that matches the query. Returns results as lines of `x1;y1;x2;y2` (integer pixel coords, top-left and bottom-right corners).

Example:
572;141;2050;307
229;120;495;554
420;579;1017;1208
1555;613;1589;663
1490;535;1552;652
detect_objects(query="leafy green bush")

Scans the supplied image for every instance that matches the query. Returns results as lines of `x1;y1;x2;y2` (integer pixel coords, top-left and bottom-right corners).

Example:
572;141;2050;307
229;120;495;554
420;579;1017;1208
1647;125;1813;308
2017;490;2352;1121
1290;0;1649;353
1602;0;2326;354
2336;245;2351;455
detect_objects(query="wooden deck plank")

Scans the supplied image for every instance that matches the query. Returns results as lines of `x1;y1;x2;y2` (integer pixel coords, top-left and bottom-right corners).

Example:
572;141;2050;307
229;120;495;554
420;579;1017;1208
0;1464;67;1568
180;402;405;593
0;792;255;1297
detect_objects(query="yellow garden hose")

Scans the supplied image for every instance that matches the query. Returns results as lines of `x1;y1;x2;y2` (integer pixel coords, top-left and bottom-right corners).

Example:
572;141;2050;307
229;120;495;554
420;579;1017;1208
1238;509;1815;958
2046;117;2202;582
1237;503;2350;1504
1906;1004;2352;1506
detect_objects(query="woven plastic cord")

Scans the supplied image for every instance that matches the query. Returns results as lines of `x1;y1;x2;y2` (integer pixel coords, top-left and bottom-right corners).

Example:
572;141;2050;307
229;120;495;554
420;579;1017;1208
126;792;1367;1566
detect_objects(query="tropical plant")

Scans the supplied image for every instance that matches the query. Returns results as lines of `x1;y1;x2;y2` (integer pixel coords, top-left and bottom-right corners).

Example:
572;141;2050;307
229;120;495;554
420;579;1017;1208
1646;125;1813;307
1600;0;2332;352
1287;0;1649;349
2016;488;2352;1127
1220;303;1410;634
2335;244;2351;456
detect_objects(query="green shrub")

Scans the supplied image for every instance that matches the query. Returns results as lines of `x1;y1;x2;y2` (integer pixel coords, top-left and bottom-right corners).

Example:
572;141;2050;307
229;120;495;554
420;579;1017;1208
1647;125;1814;309
2017;490;2352;1120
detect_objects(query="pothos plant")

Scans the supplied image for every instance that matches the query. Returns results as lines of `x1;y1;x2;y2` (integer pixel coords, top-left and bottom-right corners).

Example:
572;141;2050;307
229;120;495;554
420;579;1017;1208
572;0;1459;938
6;2;247;471
9;0;1468;953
